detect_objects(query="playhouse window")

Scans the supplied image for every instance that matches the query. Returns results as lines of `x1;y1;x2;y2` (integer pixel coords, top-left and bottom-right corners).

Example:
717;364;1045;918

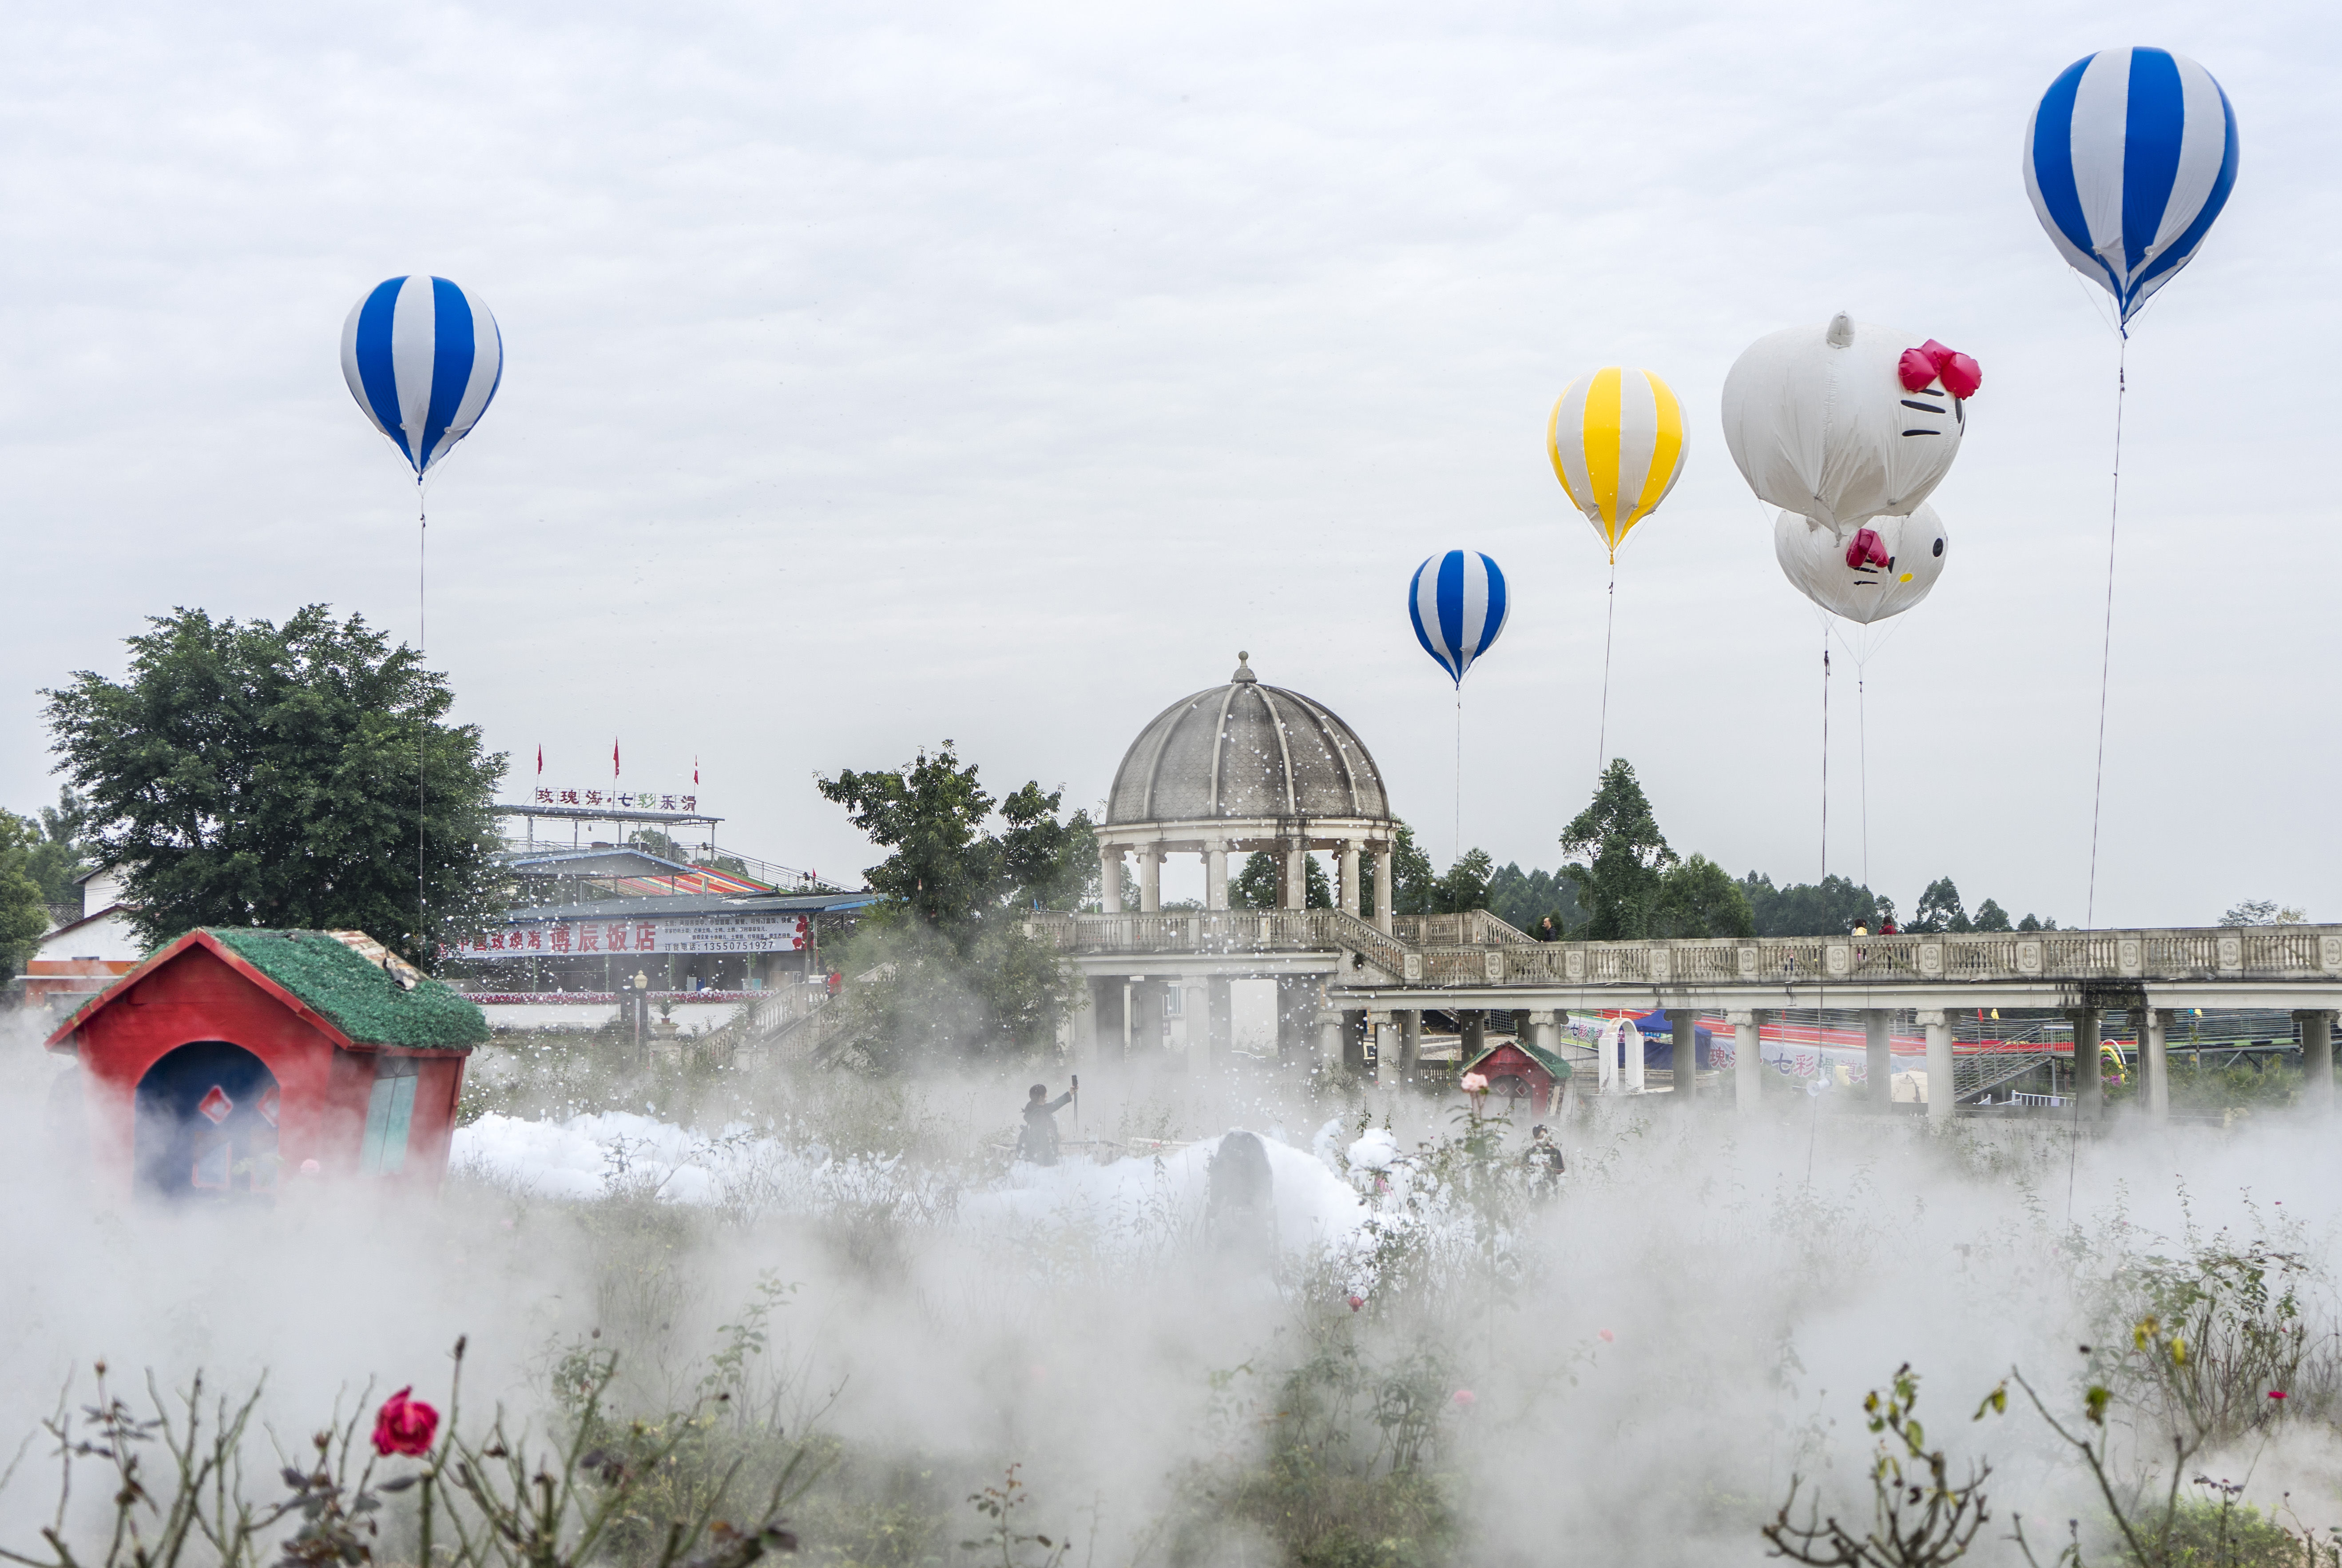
360;1058;420;1175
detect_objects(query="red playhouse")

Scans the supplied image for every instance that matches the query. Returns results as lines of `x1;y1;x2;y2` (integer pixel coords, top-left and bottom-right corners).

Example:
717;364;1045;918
46;929;488;1201
1461;1037;1575;1118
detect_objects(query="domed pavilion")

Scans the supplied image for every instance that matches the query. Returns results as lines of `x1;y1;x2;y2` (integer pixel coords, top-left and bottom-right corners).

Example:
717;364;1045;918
1097;652;1397;930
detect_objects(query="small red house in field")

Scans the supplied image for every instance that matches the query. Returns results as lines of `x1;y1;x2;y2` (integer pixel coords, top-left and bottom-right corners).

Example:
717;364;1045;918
47;929;488;1201
1462;1038;1575;1118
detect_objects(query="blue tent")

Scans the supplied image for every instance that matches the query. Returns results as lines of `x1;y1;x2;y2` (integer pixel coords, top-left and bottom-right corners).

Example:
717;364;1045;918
1628;1009;1713;1069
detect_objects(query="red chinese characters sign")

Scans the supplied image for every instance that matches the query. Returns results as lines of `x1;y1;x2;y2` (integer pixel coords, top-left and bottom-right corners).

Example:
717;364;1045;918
454;913;806;958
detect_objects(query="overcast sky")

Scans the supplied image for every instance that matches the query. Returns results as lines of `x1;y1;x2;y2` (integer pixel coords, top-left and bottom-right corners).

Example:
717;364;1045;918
2;0;2333;927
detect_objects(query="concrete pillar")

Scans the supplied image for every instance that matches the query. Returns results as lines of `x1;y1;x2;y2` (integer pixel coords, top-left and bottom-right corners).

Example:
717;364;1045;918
1138;846;1161;913
1207;975;1232;1062
1091;975;1126;1066
1624;1020;1646;1094
1667;1009;1698;1105
2145;1008;2171;1120
1205;843;1229;911
2068;1008;2102;1121
1864;1009;1893;1109
1597;1020;1619;1094
1100;846;1123;914
1731;1010;1761;1115
1317;1008;1343;1070
1340;1008;1367;1071
1528;1009;1561;1056
1921;1009;1954;1123
1460;1010;1487;1069
2298;1009;2334;1111
1339;842;1362;917
1400;1009;1423;1080
1283;842;1308;910
1374;846;1395;934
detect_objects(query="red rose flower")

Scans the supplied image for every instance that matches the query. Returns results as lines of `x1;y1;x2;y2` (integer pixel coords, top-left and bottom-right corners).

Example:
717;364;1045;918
1347;1295;1365;1312
372;1387;439;1457
2268;1390;2288;1401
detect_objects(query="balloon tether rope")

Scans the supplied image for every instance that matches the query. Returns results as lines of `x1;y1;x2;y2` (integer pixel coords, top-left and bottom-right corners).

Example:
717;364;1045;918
1453;690;1463;868
1857;664;1868;893
1819;629;1830;886
1595;557;1617;779
2084;334;2128;929
417;475;428;954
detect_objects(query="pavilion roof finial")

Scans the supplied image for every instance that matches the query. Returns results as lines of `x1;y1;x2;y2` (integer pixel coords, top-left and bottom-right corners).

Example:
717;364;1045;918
1231;650;1256;684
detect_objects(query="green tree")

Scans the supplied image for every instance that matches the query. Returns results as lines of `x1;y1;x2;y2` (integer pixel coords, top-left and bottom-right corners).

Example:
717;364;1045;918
1356;822;1439;917
1560;759;1675;940
42;606;505;968
1913;877;1969;934
1434;848;1493;915
1654;854;1755;938
1485;861;1584;937
1229;850;1331;910
817;743;1095;1062
1738;872;1882;937
23;787;92;922
1971;897;2013;932
0;814;55;977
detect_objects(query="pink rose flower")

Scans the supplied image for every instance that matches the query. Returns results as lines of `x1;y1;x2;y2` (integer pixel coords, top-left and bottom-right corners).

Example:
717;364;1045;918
1452;1389;1476;1408
372;1387;439;1457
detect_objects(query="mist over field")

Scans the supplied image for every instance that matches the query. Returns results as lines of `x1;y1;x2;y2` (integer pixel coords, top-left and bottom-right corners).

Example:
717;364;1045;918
7;1004;2339;1568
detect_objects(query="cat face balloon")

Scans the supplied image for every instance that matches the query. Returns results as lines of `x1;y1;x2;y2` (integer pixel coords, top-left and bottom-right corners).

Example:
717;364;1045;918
1723;314;1975;534
1773;503;1949;624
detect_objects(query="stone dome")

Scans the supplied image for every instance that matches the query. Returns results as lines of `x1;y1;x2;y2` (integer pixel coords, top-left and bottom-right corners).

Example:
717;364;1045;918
1106;654;1391;826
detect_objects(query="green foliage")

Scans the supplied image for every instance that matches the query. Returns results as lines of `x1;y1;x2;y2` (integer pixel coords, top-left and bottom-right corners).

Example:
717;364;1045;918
832;915;1082;1068
1357;822;1439;917
1914;878;1969;934
1971;899;2013;933
1483;861;1584;936
1739;873;1883;937
1560;758;1675;939
817;745;1096;933
41;606;506;969
1655;853;1755;939
1433;848;1492;915
1231;850;1332;910
957;1465;1068;1568
0;813;53;977
1764;1365;1996;1568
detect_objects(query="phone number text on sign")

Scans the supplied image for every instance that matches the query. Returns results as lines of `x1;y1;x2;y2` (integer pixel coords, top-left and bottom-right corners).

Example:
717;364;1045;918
455;914;807;958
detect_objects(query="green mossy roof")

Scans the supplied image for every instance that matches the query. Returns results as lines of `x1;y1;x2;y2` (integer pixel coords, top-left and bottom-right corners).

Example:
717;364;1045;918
1464;1038;1574;1081
206;929;487;1051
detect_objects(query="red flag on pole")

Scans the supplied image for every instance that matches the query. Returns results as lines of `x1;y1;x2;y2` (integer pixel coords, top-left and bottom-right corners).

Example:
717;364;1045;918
694;756;700;786
612;738;620;780
536;744;543;777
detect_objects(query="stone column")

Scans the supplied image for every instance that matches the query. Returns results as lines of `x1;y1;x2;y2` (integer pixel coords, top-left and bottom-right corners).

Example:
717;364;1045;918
1368;1012;1394;1085
2145;1008;2171;1121
1400;1009;1423;1079
1731;1010;1761;1114
1374;846;1395;934
1340;842;1362;917
1317;1008;1343;1071
1100;846;1123;914
2068;1008;2102;1121
1460;1010;1487;1068
1341;1008;1368;1071
1598;1022;1618;1095
1864;1009;1893;1109
1624;1021;1646;1093
1207;975;1233;1062
1921;1009;1954;1123
1138;846;1161;913
1668;1009;1698;1105
1205;842;1229;911
2298;1009;2335;1111
1284;841;1308;910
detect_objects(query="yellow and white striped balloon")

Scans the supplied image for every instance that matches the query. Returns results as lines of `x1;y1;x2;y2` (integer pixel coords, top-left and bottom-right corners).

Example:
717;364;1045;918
1546;367;1688;561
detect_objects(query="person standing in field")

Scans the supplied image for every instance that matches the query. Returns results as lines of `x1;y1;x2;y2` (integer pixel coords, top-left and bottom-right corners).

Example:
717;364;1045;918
1018;1079;1076;1165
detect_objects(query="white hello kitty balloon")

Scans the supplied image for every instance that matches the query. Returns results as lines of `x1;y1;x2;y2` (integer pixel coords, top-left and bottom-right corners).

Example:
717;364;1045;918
1722;314;1973;535
1773;504;1948;624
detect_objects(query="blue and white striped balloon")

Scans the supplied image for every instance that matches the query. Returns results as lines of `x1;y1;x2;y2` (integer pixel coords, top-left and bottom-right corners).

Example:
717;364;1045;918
1408;551;1509;688
340;276;504;475
2024;48;2239;326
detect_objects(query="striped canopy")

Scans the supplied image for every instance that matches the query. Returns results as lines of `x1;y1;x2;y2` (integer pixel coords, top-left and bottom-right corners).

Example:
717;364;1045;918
340;276;504;475
1408;551;1509;688
1547;367;1687;562
2024;48;2239;326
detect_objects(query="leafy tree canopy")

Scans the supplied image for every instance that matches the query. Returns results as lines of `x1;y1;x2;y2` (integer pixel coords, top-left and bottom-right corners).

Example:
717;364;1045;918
42;606;505;968
1230;850;1332;911
1560;759;1675;940
1737;873;1882;937
0;814;53;977
1655;854;1755;939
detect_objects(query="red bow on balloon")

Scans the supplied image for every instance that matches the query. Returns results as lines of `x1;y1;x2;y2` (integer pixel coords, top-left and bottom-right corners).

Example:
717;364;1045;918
1845;527;1889;571
1898;339;1982;399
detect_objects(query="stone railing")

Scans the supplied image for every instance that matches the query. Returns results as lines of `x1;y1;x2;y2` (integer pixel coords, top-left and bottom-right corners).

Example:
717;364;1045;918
1023;914;2342;991
1026;909;1411;978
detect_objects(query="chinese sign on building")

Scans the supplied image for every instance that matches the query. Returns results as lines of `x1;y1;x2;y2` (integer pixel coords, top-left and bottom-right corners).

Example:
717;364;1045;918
455;912;806;958
530;788;700;812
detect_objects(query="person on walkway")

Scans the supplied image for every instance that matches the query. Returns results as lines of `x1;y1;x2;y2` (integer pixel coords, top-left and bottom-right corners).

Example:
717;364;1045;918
1537;916;1562;942
1018;1078;1077;1165
1524;1124;1565;1196
1879;916;1899;935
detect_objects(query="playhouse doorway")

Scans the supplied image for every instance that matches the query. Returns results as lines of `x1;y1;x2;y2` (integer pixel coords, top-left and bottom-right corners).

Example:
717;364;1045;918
134;1042;281;1200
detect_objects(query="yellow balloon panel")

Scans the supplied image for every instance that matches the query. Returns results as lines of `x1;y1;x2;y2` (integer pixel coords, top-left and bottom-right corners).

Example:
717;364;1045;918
1547;367;1687;560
